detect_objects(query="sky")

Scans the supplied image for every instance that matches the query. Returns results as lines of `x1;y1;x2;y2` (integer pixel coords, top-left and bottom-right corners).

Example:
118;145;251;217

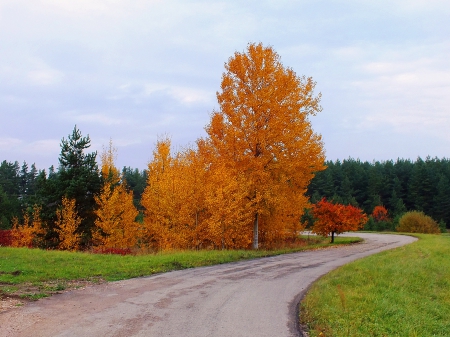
1;0;449;171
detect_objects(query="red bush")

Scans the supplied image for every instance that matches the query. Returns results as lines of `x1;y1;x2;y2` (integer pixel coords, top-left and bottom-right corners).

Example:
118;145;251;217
0;230;13;247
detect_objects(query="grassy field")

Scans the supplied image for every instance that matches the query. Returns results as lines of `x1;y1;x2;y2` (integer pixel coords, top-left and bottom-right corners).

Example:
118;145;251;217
0;235;360;300
300;233;450;337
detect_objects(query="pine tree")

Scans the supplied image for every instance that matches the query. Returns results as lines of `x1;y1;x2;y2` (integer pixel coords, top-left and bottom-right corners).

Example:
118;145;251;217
57;126;101;246
433;174;450;227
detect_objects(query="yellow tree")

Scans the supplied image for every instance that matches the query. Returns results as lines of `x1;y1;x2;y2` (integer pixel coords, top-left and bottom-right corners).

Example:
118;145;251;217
142;138;198;250
176;147;209;249
141;138;173;250
55;196;82;251
203;161;253;249
205;43;325;248
94;140;139;250
10;205;44;248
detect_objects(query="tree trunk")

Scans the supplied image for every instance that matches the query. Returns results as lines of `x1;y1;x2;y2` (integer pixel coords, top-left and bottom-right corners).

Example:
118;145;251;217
331;231;335;243
253;212;259;249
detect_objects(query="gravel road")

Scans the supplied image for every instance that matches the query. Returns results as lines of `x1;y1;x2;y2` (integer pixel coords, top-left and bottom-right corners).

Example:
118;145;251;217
0;233;416;337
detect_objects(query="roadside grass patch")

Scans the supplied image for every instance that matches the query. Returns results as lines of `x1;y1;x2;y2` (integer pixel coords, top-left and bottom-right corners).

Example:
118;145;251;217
300;234;450;337
0;236;360;300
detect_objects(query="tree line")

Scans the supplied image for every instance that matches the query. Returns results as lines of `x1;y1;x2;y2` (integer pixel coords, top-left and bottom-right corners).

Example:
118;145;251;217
307;157;450;229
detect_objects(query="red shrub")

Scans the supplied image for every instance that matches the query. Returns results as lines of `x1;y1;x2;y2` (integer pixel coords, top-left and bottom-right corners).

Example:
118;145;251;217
0;230;13;247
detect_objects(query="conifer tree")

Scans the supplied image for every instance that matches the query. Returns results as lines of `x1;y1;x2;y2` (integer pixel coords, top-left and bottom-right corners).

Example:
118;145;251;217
56;126;101;246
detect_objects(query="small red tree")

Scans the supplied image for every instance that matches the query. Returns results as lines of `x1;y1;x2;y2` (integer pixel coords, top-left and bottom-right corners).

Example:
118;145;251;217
372;205;390;222
311;198;368;243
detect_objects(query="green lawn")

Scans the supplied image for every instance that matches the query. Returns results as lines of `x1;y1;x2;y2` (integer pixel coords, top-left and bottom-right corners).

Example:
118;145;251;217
300;234;450;337
0;236;360;300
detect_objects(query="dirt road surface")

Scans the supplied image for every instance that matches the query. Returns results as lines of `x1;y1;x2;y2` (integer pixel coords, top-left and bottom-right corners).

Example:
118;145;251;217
0;233;416;337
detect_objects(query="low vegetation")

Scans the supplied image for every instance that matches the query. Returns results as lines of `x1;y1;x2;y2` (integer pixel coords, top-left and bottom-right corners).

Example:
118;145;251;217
300;234;450;336
0;235;360;301
396;210;441;234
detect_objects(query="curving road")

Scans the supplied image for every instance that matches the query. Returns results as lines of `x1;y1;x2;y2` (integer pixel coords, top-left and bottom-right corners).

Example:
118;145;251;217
0;233;416;337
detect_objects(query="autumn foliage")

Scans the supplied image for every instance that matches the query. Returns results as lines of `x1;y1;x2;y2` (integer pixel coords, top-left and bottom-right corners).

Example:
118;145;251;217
396;211;440;234
311;198;368;242
55;197;82;251
4;43;327;252
10;205;44;248
94;141;140;250
0;230;12;246
372;205;390;222
204;42;325;248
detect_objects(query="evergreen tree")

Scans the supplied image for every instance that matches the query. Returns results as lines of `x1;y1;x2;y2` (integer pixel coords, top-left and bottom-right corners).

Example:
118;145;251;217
339;175;357;206
122;166;148;209
57;125;101;246
433;174;450;227
0;160;21;225
0;185;13;229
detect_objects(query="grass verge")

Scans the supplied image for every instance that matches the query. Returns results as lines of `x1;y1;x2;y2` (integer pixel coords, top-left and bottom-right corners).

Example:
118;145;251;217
0;235;360;301
300;233;450;337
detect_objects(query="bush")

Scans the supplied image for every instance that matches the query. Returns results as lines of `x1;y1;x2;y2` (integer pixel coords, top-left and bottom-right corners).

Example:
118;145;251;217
0;230;12;246
396;211;440;234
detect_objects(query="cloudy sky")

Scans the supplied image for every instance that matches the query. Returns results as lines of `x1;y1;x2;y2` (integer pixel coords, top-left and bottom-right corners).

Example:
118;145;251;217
1;0;449;171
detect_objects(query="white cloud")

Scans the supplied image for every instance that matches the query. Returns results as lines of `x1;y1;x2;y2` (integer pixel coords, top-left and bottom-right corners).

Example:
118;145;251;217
0;137;23;150
111;82;214;105
25;139;60;156
27;68;64;86
62;111;130;126
168;86;213;104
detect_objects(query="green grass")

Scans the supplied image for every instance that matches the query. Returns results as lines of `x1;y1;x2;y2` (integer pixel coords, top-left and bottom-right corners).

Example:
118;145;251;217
300;234;450;337
0;235;360;299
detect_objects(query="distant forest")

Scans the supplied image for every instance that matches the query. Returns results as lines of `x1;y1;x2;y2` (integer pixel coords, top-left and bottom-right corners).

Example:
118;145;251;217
307;157;450;228
1;156;449;230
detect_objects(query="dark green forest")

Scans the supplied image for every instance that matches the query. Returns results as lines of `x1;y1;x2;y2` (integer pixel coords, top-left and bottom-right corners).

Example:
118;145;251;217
307;157;450;229
1;138;449;231
0;159;147;228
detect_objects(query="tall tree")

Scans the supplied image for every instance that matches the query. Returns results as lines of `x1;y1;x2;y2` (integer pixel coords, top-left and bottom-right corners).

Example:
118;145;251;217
205;43;325;248
0;160;21;225
55;196;82;251
57;125;101;246
94;140;139;250
141;138;177;250
433;174;450;226
142;138;206;250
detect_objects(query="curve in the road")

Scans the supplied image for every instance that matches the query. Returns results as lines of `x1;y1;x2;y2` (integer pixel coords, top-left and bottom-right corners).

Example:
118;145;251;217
0;233;416;337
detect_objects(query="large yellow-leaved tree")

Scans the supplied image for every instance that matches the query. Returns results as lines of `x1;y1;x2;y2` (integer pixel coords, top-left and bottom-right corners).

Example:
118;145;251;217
205;43;325;248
